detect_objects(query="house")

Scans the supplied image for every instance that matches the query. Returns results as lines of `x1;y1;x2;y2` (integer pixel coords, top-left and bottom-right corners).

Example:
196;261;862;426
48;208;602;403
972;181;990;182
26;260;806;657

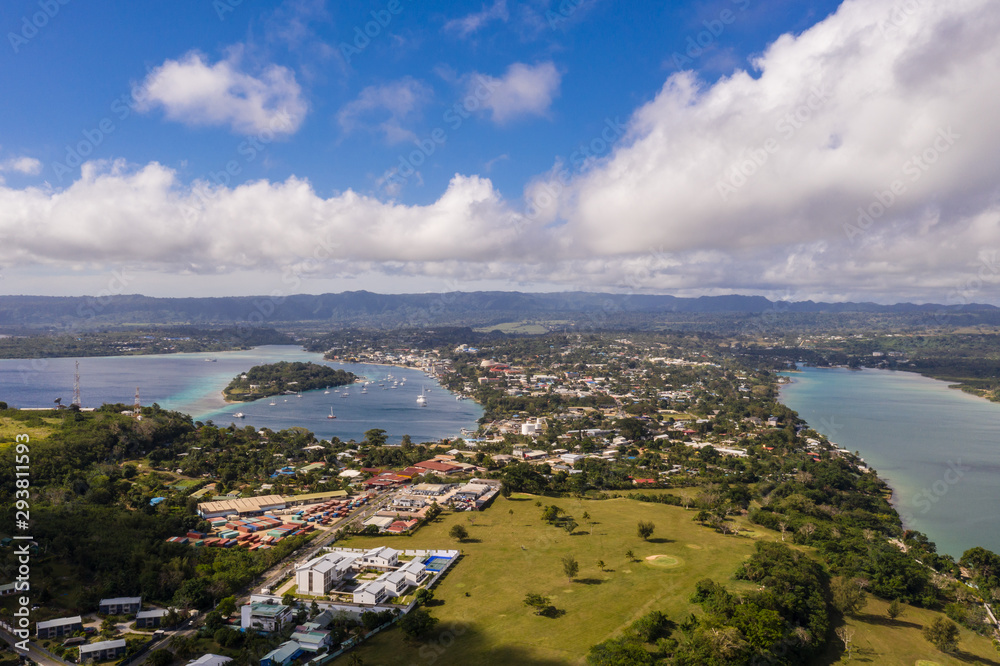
352;580;390;605
260;640;303;666
241;602;293;633
99;596;142;615
360;546;400;570
79;639;127;663
187;655;232;666
414;460;462;475
398;558;428;586
0;583;17;596
289;629;332;652
295;553;357;595
392;497;425;509
36;616;83;639
135;608;170;628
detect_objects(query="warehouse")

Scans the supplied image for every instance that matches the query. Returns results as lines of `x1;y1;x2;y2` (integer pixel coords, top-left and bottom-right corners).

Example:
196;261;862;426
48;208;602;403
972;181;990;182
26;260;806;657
197;495;286;519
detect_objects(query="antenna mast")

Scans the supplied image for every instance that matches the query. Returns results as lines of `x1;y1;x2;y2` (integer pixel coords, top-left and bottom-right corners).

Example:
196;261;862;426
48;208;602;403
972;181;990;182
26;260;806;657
72;361;81;407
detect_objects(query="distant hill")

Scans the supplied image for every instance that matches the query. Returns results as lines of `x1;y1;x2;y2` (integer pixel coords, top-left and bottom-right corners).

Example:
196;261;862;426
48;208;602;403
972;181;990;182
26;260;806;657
0;291;997;331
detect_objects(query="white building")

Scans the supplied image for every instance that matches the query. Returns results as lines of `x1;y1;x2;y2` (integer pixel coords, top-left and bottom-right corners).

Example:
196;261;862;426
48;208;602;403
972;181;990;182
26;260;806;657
241;602;292;633
360;546;400;570
295;553;358;595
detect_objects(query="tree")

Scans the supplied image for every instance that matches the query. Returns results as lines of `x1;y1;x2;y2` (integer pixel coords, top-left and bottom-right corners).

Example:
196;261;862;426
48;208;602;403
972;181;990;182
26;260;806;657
835;627;855;660
523;593;552;615
363;428;388;447
147;649;174;666
562;555;579;583
100;617;116;639
923;617;959;653
597;560;606;572
564;520;578;535
887;599;902;620
831;576;867;616
399;608;438;639
625;549;636;562
415;588;434;606
282;592;296;607
637;520;655;541
216;595;236;617
449;524;469;542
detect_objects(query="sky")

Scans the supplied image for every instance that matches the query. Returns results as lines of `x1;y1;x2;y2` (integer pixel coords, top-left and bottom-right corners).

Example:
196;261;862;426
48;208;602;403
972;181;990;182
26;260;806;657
1;0;999;305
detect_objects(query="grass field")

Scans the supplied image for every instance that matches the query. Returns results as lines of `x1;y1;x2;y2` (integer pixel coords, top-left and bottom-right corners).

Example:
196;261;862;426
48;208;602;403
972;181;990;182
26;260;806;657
332;494;1000;666
0;414;59;445
335;493;776;665
817;597;1000;666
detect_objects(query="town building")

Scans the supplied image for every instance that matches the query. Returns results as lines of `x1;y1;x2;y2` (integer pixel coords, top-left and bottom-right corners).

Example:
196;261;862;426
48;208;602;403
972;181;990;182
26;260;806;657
99;597;142;615
79;639;127;663
36;616;83;639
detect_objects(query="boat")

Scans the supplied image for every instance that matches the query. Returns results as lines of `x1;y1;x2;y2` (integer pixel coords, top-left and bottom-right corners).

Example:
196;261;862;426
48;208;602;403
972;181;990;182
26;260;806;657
324;390;330;394
416;387;427;405
361;387;367;394
297;393;303;398
341;391;349;398
234;412;245;418
204;358;217;362
269;400;276;406
327;407;336;419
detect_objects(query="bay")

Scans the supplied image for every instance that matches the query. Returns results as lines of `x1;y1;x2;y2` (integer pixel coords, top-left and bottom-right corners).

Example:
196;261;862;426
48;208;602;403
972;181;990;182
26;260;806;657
0;345;483;444
779;365;1000;558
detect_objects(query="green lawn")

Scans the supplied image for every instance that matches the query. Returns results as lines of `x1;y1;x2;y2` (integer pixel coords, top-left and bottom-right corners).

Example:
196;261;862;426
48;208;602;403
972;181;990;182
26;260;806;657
0;414;59;445
818;597;1000;666
335;493;775;665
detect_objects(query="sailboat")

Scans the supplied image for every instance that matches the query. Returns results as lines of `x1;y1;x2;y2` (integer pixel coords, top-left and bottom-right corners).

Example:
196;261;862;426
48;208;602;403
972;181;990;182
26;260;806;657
327;407;336;419
269;400;276;406
416;387;427;405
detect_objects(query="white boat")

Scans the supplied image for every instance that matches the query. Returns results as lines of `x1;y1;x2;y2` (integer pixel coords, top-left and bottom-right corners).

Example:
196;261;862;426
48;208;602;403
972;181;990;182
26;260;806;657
361;387;367;394
327;407;336;419
297;393;303;398
324;390;330;394
234;412;245;418
269;400;276;406
416;387;427;405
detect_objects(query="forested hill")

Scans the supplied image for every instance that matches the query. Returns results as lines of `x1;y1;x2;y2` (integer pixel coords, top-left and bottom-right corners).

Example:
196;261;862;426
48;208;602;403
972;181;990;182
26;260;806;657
223;362;357;401
1;291;998;330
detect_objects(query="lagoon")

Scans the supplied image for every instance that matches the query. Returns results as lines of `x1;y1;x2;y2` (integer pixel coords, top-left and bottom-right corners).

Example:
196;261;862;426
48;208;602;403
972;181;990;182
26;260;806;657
0;345;483;444
779;366;1000;558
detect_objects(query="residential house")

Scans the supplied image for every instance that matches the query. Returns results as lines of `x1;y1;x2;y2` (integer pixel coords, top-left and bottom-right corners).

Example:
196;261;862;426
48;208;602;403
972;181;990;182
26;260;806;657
260;641;302;666
360;546;400;570
241;602;293;633
135;608;170;629
36;616;83;639
99;596;141;615
79;639;127;663
187;655;232;666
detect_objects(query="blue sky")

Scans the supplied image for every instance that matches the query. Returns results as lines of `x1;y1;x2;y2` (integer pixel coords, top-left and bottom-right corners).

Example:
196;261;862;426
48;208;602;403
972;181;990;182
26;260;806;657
2;0;999;304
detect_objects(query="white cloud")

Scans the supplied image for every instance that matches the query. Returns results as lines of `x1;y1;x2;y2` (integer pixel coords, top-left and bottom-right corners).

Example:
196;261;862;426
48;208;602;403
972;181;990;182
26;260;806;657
472;61;561;124
444;1;509;38
5;0;1000;304
137;49;308;135
0;156;42;175
337;78;432;144
0;160;529;272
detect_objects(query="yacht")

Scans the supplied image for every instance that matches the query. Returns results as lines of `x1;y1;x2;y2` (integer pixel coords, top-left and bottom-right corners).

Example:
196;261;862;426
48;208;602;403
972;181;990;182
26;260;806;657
269;400;276;406
416;387;427;405
327;407;336;419
361;387;367;394
234;412;245;418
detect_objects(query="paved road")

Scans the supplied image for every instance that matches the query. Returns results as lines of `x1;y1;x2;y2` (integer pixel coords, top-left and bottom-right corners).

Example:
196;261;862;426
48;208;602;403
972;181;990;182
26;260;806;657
237;491;396;605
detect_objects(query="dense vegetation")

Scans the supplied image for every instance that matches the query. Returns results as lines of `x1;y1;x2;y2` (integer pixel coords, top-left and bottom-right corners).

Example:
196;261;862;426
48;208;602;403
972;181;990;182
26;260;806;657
222;362;357;401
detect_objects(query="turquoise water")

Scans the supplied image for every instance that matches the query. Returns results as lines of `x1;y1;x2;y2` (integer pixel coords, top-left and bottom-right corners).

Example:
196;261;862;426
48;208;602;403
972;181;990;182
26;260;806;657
0;345;482;443
779;366;1000;558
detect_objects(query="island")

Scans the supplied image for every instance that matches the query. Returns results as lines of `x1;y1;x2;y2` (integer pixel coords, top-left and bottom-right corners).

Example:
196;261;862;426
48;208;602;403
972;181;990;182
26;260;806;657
223;361;358;401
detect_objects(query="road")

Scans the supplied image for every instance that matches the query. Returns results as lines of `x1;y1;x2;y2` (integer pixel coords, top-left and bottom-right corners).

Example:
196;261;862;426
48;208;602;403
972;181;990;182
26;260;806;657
0;622;71;666
238;490;396;605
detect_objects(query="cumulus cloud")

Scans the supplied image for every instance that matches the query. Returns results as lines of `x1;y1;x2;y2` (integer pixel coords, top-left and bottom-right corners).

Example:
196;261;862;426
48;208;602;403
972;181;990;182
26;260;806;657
137;49;308;135
337;78;432;144
4;0;1000;304
472;61;561;124
444;0;509;38
0;160;534;272
0;156;42;175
